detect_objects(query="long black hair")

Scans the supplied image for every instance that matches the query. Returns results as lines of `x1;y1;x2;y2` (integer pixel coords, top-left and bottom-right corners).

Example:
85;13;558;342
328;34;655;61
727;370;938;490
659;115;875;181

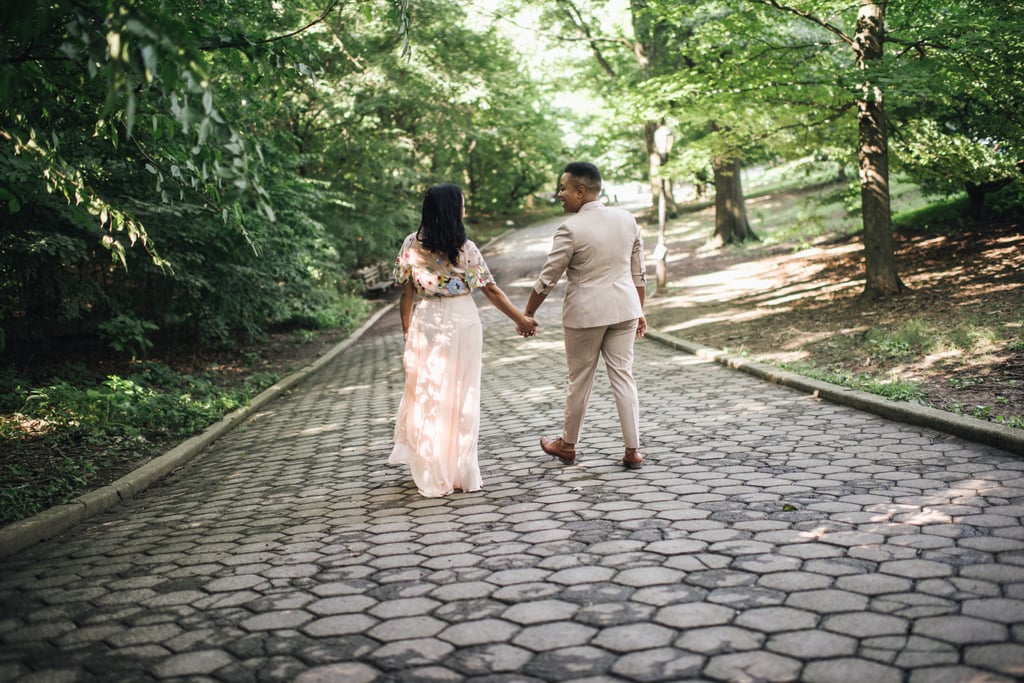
417;183;467;265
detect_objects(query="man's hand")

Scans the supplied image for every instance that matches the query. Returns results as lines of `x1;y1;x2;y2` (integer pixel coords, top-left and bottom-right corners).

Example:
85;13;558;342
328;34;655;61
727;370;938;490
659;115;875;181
636;315;647;339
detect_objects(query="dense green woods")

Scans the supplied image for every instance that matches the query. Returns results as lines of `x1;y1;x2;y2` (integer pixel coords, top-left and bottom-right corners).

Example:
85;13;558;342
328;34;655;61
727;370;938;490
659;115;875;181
1;0;566;355
3;0;1022;353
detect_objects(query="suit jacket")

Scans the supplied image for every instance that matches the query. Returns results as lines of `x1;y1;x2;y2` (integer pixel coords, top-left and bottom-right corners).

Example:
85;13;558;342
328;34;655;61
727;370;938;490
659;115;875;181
533;201;646;329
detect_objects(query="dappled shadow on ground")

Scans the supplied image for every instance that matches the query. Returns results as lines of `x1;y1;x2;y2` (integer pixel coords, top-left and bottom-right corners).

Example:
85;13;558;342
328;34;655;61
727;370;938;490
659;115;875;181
644;206;1024;427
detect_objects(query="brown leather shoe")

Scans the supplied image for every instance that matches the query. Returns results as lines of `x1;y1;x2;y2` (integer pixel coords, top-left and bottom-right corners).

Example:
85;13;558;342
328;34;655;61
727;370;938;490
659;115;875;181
623;448;643;469
540;436;576;464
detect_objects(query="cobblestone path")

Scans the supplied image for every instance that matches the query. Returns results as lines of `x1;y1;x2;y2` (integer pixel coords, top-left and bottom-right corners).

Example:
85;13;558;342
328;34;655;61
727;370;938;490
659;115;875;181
1;220;1022;682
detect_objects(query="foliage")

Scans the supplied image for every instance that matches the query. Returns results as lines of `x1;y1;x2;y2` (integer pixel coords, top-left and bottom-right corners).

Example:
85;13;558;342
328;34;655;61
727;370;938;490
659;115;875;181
98;314;158;357
626;0;1024;203
0;360;278;524
782;362;927;403
1;0;566;356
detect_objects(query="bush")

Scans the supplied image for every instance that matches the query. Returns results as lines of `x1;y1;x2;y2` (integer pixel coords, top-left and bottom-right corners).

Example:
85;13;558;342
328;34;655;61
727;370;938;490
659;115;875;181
0;362;280;524
98;314;159;358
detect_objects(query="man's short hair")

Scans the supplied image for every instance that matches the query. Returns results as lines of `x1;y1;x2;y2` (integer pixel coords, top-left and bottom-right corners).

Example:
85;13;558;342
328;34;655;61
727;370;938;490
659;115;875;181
563;161;602;194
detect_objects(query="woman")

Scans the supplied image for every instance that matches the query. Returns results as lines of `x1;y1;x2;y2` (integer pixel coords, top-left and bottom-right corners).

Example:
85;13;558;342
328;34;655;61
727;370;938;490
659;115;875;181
390;184;535;497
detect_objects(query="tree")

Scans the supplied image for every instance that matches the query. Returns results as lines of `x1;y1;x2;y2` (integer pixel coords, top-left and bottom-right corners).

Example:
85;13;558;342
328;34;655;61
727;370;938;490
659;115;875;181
631;1;683;217
883;1;1024;218
851;1;903;298
633;0;1023;298
1;0;566;352
632;1;765;245
712;156;756;245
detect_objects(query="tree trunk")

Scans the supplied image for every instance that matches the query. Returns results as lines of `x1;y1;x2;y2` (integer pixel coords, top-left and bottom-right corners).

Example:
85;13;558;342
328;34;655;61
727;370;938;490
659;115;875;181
855;1;904;299
965;182;986;220
965;178;1012;219
713;156;757;244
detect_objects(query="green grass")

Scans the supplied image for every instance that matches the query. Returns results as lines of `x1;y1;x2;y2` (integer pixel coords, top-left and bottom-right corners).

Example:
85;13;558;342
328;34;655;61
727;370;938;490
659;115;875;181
781;361;928;402
657;157;938;251
0;362;280;525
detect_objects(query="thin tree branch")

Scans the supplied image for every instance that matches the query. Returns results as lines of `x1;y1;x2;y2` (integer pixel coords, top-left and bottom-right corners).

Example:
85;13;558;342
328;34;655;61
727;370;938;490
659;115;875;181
757;0;855;47
199;0;345;51
555;0;617;79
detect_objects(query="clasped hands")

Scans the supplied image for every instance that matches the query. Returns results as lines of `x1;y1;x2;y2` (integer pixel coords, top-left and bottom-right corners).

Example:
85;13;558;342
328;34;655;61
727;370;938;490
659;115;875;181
516;313;538;338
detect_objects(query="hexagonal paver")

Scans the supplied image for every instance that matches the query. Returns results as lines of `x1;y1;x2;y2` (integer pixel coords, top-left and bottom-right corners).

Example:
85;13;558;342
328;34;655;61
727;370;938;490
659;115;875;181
502;599;579;625
767;629;857;658
785;589;869;614
704;651;801;682
547;566;616;585
610;647;704;681
308;595;377;616
152;649;233;677
734;606;817;633
912;615;1008;644
822;613;909;638
512;622;597;652
369;597;440;619
438;618;520;647
591;623;676;652
654;602;735;629
613;567;686;587
678;626;765;657
302;614;378;637
803;657;903;683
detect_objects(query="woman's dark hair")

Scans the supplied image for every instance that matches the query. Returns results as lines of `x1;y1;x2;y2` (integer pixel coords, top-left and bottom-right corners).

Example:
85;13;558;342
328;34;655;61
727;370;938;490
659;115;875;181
418;183;467;265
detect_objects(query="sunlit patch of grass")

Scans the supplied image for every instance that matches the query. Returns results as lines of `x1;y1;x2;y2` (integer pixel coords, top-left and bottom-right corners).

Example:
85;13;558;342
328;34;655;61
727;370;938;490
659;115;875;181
781;361;927;402
857;317;1010;364
944;320;1003;354
864;319;938;360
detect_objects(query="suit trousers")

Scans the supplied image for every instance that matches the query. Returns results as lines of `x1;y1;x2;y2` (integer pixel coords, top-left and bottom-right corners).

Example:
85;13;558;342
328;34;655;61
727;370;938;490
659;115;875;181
561;319;640;449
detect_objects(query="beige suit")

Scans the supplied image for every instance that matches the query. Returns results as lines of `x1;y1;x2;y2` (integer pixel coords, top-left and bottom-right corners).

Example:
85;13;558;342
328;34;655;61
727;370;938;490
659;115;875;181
533;201;646;448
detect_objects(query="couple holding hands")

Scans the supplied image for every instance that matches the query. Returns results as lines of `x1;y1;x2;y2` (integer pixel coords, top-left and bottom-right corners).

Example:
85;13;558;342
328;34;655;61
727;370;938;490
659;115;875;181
389;162;647;498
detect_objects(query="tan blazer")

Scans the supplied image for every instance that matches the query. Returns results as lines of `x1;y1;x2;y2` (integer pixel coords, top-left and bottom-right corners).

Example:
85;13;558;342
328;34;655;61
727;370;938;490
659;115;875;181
533;201;646;328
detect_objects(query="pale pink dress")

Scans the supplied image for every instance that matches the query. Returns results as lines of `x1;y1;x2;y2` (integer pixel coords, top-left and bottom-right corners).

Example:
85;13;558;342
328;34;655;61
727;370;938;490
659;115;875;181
389;233;495;497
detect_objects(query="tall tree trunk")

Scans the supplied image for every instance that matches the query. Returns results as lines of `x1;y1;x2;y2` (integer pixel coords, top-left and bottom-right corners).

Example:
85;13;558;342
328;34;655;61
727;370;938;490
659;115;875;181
855;1;904;299
713;156;757;244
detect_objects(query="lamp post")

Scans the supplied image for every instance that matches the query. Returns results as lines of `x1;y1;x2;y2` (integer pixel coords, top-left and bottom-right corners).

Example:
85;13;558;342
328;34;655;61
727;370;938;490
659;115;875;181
653;124;674;289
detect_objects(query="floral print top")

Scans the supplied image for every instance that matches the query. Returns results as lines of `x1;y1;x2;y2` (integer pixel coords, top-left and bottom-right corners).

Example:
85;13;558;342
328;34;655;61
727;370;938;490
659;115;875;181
394;232;495;297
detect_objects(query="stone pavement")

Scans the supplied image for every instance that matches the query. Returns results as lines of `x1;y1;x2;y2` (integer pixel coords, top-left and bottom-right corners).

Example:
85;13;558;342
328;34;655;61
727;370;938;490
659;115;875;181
1;220;1023;683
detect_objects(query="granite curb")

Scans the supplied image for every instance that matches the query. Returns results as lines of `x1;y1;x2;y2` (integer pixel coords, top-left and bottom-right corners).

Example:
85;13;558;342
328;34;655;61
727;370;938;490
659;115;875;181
645;328;1024;458
0;304;395;559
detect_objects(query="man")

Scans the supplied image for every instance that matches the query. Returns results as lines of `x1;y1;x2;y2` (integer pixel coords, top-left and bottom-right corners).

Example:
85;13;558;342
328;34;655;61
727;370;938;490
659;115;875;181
524;161;647;469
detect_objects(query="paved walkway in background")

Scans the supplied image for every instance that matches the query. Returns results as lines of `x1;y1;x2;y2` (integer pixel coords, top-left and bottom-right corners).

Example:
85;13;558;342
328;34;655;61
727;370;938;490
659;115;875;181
1;220;1023;683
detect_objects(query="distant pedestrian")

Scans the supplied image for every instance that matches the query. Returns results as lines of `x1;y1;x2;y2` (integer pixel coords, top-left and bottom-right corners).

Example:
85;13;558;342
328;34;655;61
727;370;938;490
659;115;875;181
390;183;536;497
524;162;647;468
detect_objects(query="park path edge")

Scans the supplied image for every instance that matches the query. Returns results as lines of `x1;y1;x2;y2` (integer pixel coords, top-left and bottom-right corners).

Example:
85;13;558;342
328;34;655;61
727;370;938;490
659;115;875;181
0;305;395;559
645;329;1024;459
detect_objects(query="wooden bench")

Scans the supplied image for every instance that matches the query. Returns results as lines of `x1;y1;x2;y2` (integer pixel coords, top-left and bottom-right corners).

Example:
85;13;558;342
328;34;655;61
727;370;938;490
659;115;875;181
358;262;394;295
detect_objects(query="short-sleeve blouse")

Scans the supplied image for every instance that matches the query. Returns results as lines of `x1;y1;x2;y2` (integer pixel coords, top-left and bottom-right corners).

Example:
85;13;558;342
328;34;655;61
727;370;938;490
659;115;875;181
394;232;495;297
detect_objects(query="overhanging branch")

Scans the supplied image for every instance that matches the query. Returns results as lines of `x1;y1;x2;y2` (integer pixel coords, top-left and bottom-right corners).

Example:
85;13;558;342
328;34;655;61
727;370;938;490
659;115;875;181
758;0;855;48
199;0;345;51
